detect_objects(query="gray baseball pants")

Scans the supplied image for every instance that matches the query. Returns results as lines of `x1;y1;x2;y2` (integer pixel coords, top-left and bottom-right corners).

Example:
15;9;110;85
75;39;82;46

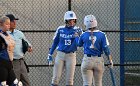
81;55;104;86
51;51;76;85
13;59;30;86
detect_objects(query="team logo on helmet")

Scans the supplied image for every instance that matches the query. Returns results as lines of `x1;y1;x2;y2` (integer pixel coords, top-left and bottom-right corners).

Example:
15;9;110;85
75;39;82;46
70;13;73;17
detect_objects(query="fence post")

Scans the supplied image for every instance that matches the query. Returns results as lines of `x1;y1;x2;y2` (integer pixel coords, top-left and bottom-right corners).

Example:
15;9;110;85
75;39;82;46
68;0;71;11
120;0;125;86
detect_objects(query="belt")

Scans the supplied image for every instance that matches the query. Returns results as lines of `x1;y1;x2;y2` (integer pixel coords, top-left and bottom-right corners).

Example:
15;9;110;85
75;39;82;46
61;51;75;54
13;58;24;61
86;54;101;57
65;52;75;54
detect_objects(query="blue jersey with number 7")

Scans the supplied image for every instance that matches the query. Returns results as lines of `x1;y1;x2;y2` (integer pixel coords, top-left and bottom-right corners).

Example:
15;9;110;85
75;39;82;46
49;25;82;55
78;30;110;56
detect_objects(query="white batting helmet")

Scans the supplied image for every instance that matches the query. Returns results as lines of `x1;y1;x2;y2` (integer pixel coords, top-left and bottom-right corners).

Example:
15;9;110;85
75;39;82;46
84;15;97;29
64;11;77;22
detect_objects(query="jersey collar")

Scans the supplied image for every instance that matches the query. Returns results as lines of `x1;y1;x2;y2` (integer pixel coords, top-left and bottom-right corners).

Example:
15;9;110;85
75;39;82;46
87;30;100;32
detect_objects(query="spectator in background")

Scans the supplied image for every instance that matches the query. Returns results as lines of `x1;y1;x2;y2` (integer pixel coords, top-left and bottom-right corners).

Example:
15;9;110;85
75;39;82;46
6;14;32;86
0;15;19;86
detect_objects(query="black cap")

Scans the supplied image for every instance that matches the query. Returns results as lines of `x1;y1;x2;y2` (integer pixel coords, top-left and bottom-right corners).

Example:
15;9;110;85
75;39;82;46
5;14;19;21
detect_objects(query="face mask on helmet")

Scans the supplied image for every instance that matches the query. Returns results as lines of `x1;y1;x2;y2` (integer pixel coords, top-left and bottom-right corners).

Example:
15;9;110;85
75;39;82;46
84;15;97;29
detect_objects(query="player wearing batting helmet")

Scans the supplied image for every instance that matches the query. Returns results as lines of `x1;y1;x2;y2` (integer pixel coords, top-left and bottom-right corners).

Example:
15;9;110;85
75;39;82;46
78;15;113;86
47;11;83;86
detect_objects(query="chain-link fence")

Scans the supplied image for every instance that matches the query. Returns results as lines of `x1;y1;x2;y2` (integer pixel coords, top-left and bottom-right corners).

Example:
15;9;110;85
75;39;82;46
0;0;140;86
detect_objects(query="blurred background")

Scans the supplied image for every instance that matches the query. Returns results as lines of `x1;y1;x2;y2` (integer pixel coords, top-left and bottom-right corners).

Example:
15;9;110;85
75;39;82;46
0;0;140;86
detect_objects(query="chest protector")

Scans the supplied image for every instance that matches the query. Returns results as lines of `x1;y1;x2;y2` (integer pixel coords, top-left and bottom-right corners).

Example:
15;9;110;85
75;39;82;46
0;33;15;61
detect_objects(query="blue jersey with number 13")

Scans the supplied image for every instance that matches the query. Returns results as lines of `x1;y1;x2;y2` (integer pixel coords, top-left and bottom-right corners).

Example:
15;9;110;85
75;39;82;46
49;26;82;55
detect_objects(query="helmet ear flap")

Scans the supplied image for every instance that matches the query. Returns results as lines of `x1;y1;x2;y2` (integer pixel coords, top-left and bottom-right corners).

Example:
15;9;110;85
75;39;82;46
75;19;77;24
65;20;68;24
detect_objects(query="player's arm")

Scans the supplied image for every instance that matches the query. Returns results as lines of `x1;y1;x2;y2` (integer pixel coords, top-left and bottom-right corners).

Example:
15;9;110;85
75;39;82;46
102;33;110;56
74;27;83;46
77;34;84;47
104;45;113;63
102;34;113;67
104;45;113;67
49;29;60;55
47;29;60;65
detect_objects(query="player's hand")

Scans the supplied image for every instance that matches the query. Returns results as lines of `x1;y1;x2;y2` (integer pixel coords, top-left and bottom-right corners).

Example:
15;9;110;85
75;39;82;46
108;60;113;68
75;28;83;36
28;46;32;52
74;32;79;37
18;81;23;86
47;54;53;65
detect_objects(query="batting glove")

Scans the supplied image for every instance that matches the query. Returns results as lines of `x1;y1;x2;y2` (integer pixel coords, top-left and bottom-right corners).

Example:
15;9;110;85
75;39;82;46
75;28;83;36
74;32;79;37
47;54;53;65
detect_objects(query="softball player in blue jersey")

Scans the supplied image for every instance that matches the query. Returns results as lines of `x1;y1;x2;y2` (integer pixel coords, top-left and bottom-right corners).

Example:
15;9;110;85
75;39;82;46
47;11;82;86
78;15;113;86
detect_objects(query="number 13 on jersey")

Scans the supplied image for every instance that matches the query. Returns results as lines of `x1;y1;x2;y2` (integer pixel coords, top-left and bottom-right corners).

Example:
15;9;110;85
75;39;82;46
65;39;71;45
